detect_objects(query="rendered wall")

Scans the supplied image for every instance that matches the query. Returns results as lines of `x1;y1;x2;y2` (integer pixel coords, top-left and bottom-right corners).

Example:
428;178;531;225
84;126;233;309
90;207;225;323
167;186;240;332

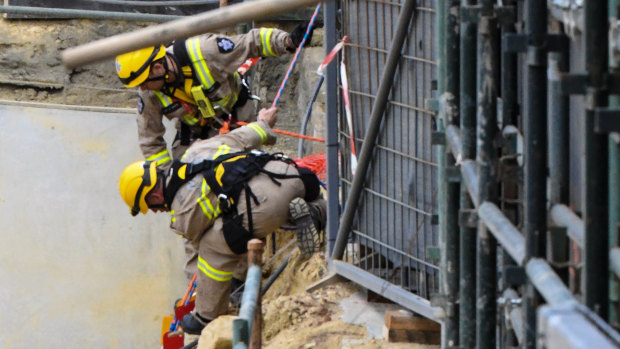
0;102;187;348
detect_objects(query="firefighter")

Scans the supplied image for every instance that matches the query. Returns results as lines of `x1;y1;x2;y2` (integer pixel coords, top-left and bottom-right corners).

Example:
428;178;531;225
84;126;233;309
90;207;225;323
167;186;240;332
115;24;315;285
114;24;314;170
118;107;326;334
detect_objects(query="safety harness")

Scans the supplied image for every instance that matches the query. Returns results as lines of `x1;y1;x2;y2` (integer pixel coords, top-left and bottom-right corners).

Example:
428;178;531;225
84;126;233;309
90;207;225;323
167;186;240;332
164;151;309;254
154;39;252;146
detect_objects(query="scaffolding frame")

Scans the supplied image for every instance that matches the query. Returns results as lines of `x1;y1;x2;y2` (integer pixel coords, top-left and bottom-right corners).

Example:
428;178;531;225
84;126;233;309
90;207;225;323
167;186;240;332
326;0;620;347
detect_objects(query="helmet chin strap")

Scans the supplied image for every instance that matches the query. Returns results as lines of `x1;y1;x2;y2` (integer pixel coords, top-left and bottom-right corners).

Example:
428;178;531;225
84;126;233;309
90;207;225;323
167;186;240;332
161;54;183;95
158;169;169;210
146;170;169;211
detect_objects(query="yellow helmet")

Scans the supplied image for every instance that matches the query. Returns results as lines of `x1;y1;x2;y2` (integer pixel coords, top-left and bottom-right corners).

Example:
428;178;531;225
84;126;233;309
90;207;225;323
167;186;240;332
115;45;166;88
119;161;158;216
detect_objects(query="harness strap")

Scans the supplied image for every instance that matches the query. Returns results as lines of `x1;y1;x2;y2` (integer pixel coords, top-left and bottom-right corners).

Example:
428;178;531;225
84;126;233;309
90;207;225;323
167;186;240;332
164;151;305;253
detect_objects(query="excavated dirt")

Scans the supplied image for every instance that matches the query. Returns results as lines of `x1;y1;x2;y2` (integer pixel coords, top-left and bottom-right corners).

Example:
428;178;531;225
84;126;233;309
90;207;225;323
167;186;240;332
258;233;439;349
1;16;438;349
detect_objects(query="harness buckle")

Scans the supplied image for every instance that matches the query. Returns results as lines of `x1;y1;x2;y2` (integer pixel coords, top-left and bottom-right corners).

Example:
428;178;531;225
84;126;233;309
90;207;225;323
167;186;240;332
218;193;232;213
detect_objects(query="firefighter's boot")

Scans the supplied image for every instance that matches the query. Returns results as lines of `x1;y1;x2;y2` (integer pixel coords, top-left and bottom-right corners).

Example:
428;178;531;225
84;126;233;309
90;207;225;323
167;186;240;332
289;197;322;258
181;312;211;335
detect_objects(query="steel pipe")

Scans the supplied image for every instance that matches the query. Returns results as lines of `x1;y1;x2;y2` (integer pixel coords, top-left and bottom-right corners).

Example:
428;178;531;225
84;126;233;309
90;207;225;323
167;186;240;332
476;1;499;346
437;0;461;344
332;260;444;321
0;5;179;21
237;266;261;332
62;0;326;68
526;258;577;307
550;204;585;248
478;202;526;266
523;1;550;345
86;0;219;5
610;247;620;280
609;0;620;326
445;125;480;207
458;1;478;345
502;288;524;345
583;0;610;319
324;0;339;257
461;160;479;208
445;124;463;160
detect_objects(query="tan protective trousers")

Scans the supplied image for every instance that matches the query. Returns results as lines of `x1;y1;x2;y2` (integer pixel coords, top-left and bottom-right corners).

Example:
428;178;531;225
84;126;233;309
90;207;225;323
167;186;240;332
194;160;326;319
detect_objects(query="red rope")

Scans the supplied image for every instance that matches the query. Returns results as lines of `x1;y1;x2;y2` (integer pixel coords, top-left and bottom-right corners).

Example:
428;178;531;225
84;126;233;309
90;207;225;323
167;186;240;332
235;121;325;143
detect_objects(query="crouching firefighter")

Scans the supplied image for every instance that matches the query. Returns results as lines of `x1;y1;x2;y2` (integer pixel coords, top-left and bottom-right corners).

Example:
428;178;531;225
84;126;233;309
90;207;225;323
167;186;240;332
118;107;326;335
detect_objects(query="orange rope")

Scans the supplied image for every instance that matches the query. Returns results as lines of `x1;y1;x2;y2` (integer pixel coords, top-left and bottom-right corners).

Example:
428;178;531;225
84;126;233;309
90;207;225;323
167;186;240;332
235;121;325;143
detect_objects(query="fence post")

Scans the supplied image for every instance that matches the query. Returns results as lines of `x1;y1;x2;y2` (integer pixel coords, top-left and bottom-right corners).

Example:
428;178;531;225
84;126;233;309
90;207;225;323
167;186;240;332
247;239;264;349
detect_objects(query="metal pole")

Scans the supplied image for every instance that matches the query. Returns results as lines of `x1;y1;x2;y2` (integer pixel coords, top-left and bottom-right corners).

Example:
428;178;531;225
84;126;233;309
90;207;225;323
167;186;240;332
438;0;460;345
324;0;339;257
547;22;571;289
478;202;526;266
459;1;477;346
476;1;499;347
61;0;326;68
548;50;570;209
584;0;610;320
523;1;548;346
88;0;219;5
501;288;524;345
298;75;324;158
608;0;620;328
526;258;577;307
500;0;518;128
611;247;620;280
0;5;180;21
247;239;264;349
550;204;585;248
498;8;520;347
332;0;417;260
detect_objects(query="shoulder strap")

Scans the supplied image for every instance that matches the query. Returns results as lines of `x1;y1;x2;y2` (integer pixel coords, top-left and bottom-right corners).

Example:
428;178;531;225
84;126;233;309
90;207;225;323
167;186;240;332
163;159;216;207
173;40;191;68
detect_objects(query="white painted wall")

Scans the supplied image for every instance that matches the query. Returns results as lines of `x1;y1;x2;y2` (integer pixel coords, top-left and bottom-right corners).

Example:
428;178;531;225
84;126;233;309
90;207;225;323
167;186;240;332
0;103;187;348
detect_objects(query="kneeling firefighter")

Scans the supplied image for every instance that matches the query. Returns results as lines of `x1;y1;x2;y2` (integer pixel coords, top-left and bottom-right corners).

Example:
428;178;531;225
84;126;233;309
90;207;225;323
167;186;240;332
118;107;326;334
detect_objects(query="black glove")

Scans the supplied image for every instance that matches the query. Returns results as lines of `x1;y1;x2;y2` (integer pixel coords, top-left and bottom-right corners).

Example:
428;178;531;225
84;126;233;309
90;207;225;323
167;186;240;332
289;21;316;50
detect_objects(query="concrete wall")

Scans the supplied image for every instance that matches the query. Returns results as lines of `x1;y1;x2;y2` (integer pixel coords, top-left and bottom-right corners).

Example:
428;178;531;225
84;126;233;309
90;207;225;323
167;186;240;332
0;102;187;348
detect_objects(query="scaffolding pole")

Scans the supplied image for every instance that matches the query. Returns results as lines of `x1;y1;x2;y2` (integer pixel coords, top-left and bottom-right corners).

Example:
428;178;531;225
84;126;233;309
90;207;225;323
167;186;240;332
476;1;499;347
458;2;478;346
438;0;461;345
583;0;610;320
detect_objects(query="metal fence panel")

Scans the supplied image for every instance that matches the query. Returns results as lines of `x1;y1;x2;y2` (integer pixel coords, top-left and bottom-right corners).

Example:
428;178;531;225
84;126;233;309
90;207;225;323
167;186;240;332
338;0;439;301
